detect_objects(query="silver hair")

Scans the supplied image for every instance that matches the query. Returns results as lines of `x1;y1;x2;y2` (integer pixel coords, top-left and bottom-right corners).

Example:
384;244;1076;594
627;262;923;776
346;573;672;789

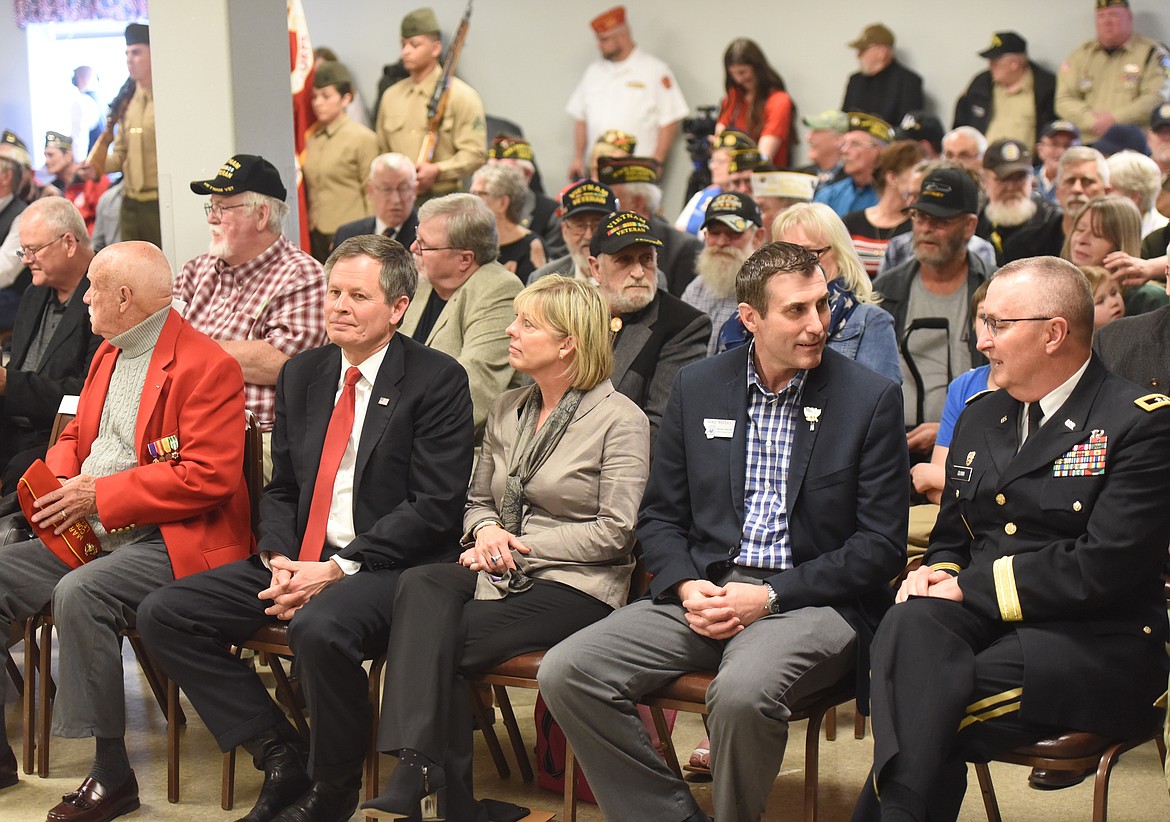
1057;146;1111;187
370;152;417;183
472;164;528;224
241;191;289;234
1106;150;1161;214
418;193;500;265
942;126;989;157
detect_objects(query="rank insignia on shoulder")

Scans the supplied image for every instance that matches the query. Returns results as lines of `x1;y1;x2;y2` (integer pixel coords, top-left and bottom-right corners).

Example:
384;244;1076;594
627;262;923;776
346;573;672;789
964;389;993;406
1134;393;1170;412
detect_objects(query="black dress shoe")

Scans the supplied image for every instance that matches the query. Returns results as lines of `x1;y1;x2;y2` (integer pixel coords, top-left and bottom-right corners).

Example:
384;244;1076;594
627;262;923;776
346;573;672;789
361;749;447;820
1028;765;1096;790
45;772;140;822
269;782;358;822
0;744;17;790
235;741;311;822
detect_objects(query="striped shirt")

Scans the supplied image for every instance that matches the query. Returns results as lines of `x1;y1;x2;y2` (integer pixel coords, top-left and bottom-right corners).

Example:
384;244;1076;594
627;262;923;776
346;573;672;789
175;234;326;430
736;344;806;570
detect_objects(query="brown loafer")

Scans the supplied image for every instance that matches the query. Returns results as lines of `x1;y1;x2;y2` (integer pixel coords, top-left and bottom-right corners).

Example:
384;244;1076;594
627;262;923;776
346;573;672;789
1027;765;1095;790
46;772;140;822
0;744;17;789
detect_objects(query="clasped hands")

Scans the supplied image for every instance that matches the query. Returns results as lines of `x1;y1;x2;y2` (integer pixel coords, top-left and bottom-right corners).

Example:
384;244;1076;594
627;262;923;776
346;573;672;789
459;524;530;572
896;564;963;604
259;555;344;620
675;579;770;641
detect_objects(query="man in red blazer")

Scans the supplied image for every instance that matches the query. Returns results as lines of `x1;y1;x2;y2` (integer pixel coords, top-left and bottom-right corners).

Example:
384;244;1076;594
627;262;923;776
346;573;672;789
0;241;251;821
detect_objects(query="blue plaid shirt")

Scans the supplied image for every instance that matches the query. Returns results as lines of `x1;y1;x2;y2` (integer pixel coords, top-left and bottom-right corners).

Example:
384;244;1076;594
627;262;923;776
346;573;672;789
736;344;806;570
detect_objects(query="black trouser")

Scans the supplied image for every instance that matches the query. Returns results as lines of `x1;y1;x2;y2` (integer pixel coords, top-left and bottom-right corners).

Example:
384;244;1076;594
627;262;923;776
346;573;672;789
854;598;1062;822
378;563;612;816
138;557;404;787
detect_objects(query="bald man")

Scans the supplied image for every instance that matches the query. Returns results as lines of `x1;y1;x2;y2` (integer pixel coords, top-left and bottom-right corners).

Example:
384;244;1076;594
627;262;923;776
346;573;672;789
0;241;251;820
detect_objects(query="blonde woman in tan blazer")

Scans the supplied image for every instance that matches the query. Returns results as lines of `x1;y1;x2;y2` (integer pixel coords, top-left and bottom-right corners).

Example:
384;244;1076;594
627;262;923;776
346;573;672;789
363;276;650;821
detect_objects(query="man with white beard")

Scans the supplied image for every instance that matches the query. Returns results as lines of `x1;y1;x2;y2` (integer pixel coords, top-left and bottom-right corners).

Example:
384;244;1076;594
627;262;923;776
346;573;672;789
682;192;766;355
175;154;326;478
975;139;1064;266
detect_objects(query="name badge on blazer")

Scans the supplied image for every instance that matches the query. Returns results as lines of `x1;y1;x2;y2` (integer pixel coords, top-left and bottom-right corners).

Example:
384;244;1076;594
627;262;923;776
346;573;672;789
948;464;973;483
703;418;735;439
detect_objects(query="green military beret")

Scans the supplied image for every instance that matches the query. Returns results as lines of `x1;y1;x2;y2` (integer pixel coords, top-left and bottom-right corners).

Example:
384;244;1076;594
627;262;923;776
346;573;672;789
401;7;440;39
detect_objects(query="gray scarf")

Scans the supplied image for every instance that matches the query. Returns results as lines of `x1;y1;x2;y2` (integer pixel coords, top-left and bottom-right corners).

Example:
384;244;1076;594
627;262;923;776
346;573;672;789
475;385;585;600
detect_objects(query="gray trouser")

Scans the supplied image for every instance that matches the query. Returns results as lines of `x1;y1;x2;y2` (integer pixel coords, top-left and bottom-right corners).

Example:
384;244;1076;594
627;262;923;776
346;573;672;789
538;594;856;822
0;535;173;738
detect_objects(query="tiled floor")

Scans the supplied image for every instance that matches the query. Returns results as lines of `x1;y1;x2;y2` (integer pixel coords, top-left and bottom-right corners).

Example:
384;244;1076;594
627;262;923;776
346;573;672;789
2;641;1168;821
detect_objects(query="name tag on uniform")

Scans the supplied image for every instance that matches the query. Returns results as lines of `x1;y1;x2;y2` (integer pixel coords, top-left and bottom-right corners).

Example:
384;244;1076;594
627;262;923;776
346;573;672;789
703;418;735;439
949;465;973;483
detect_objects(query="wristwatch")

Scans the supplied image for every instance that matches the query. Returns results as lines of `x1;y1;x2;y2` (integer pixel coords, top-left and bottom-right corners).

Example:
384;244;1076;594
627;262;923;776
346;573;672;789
763;582;780;615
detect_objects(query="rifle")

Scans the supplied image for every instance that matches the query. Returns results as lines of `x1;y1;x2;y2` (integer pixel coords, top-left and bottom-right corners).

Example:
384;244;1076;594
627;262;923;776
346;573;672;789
417;0;473;165
84;76;137;178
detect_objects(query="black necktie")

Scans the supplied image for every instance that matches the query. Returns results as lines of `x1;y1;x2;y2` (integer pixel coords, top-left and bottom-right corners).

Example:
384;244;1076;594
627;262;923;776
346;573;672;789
1025;402;1044;442
382;227;397;240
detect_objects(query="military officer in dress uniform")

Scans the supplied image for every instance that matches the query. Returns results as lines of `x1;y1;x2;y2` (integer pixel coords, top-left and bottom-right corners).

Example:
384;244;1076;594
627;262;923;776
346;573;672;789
853;255;1170;821
375;7;486;199
1055;0;1170;140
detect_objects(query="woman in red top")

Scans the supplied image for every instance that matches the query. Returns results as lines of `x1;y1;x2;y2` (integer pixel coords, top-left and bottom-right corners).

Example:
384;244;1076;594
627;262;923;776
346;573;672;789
715;38;797;169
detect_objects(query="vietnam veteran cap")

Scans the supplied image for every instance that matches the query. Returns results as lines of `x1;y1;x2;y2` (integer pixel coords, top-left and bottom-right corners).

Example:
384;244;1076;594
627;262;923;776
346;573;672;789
590;211;662;256
847;112;895;144
906;166;979;217
702;192;763;233
125;23;149;47
596;129;637;154
591;6;627;34
751;170;818;201
489;134;535;163
559;179;618;218
45;131;73;152
978;31;1027;59
848;23;894;50
313;61;352;89
983;139;1034;178
401;7;441;39
190;154;288;201
597;156;659;187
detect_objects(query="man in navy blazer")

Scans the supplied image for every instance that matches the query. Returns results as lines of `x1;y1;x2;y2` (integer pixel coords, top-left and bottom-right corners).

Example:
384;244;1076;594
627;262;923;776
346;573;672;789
330;152;418;252
540;242;908;822
138;235;474;822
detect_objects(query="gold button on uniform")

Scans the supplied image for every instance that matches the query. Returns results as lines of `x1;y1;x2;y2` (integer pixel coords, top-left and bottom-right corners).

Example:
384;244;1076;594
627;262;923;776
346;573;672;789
995;494;1006;506
1004;522;1017;535
1072;501;1082;512
1143;626;1152;635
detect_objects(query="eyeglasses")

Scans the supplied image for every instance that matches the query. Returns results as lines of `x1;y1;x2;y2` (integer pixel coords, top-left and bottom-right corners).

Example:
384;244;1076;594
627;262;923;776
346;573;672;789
204;203;251;219
371;184;415;200
841;139;880;151
410;237;459;254
978;314;1053;337
909;210;966;228
15;234;66;260
563;217;603;237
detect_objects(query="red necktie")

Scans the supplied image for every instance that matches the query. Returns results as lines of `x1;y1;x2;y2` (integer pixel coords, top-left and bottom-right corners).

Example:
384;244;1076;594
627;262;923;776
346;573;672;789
299;367;362;562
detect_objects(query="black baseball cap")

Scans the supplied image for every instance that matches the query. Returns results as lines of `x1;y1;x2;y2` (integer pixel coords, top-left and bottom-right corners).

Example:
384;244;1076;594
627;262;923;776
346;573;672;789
702;192;763;233
1091;124;1150;157
589;211;662;257
597;156;659;186
559;179;618;218
895;111;944;154
190;154;288;201
978;31;1026;59
1150;103;1170;131
906;167;979;218
1040;119;1081;142
983;139;1034;178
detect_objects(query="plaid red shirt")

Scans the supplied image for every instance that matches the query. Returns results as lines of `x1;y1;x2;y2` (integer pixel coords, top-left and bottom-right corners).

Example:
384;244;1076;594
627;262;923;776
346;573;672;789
175;234;326;430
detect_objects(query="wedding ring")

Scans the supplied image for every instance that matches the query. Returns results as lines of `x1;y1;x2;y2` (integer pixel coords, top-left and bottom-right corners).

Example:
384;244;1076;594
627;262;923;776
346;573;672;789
490;555;501;564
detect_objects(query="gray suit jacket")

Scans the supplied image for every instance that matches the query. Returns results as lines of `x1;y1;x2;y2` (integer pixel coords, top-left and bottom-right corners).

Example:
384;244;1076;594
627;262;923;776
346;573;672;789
464;380;650;609
399;260;522;439
1094;304;1170;392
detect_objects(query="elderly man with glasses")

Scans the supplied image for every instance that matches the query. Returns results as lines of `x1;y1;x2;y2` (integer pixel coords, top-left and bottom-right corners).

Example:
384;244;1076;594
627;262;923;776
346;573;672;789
873;164;993;458
332;153;420;251
176;154;326;479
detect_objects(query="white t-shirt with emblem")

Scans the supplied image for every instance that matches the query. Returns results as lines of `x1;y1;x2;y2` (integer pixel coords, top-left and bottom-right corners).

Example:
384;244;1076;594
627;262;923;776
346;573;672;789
566;47;689;153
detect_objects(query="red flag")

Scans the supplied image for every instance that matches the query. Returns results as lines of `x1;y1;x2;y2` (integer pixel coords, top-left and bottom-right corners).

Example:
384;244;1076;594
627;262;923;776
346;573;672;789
288;0;316;250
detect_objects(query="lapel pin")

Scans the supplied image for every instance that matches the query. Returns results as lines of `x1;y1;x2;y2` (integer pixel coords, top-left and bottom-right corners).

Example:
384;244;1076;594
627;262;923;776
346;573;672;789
803;406;822;431
966;451;975;466
1064;418;1075;430
378;397;390;406
999;415;1008;424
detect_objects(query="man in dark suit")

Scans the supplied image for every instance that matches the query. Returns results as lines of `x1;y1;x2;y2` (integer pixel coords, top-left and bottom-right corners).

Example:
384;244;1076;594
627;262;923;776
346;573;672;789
855;257;1170;820
540;242;908;822
0;197;100;492
331;152;419;250
587;211;710;445
954;31;1057;147
137;235;474;822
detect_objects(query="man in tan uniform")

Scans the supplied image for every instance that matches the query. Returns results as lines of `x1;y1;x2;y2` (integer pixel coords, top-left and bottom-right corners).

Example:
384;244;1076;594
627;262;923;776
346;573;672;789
104;23;159;245
1055;0;1170;140
375;7;486;200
